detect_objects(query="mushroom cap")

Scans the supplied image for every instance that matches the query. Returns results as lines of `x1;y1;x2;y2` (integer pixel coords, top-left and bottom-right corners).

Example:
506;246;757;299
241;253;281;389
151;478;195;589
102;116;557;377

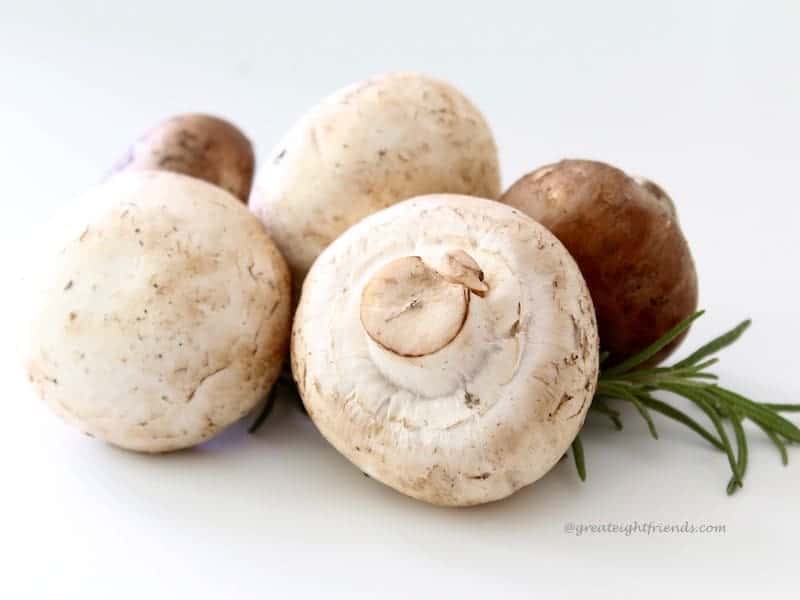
501;159;698;365
109;113;256;202
249;72;501;289
291;194;598;506
20;171;291;452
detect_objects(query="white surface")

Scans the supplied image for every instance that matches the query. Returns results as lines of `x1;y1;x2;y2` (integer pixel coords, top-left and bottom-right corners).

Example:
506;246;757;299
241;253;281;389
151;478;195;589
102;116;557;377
1;1;798;598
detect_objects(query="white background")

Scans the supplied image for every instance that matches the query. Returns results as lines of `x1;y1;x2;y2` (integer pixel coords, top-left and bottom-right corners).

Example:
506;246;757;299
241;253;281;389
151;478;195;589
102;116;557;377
1;1;798;598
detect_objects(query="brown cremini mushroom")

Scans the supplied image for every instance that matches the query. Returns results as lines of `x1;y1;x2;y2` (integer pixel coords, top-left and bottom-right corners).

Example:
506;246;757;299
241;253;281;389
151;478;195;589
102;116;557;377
500;159;698;365
110;113;255;202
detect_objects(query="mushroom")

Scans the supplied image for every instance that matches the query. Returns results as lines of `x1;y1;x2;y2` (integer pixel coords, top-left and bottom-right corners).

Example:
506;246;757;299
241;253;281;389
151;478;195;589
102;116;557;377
110;113;255;202
501;159;698;366
20;171;291;452
291;194;598;506
249;72;501;291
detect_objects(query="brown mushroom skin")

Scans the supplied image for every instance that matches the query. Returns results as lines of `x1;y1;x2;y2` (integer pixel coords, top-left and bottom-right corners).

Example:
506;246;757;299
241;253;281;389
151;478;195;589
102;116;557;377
109;114;255;202
500;159;698;366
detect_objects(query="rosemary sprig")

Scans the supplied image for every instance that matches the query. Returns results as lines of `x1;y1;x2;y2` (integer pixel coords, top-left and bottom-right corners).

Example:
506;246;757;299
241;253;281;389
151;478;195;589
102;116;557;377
579;311;800;494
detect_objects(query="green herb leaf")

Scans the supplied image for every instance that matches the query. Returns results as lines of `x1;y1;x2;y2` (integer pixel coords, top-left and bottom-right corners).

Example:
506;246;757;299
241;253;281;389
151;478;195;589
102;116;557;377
663;383;742;488
636;393;723;451
590;398;624;430
726;409;748;495
759;426;789;466
630;394;659;440
764;404;800;413
601;310;704;377
712;387;800;443
572;435;587;482
673;320;751;368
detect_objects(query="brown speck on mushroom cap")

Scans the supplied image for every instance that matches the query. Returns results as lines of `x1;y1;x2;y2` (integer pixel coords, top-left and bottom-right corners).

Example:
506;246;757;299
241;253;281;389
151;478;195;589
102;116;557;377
500;159;698;366
109;113;255;202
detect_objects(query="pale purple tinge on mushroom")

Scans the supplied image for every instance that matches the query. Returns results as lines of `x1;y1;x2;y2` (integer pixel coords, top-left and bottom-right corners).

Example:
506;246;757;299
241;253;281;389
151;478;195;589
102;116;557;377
109;113;256;203
291;194;599;506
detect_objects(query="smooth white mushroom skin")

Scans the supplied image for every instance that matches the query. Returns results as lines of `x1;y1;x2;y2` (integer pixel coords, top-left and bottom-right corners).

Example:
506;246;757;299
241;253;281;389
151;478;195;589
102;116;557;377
292;195;599;506
249;72;501;289
21;171;292;452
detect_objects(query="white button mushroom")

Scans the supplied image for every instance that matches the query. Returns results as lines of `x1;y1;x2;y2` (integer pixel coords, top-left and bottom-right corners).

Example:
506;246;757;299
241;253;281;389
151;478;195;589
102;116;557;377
249;72;501;290
291;195;599;506
20;171;292;452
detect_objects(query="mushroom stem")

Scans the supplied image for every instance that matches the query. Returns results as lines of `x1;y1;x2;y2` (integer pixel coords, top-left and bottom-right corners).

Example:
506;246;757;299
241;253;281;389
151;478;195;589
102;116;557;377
360;251;488;358
359;251;493;398
437;249;489;296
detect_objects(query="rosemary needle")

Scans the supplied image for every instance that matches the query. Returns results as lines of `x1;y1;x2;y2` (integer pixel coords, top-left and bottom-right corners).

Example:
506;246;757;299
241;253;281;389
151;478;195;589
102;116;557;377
726;410;748;495
591;397;624;430
571;435;587;482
